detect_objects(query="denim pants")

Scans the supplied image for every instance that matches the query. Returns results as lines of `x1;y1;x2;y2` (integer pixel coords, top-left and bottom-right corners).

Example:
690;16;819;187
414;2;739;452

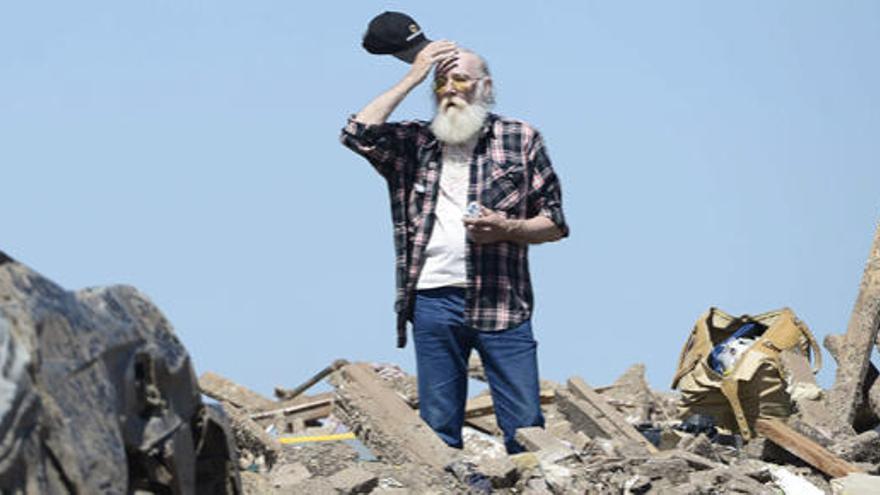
412;287;545;453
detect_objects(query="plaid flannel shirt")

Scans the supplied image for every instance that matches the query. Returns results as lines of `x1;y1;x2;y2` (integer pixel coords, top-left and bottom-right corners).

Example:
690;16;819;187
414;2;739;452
341;113;568;348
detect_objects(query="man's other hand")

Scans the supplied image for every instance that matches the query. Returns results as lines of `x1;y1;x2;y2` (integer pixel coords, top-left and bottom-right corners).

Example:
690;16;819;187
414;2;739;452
463;207;514;244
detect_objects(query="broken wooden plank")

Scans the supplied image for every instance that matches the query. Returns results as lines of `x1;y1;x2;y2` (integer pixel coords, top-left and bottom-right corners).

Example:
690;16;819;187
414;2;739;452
566;376;658;454
754;418;862;479
825;333;880;429
826;221;880;425
329;362;456;470
465;414;502;436
275;359;349;401
464;388;555;419
780;350;854;440
249;397;334;421
199;371;275;411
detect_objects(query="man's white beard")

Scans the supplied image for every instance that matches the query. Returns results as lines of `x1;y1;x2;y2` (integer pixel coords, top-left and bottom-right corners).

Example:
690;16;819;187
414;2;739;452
430;96;489;145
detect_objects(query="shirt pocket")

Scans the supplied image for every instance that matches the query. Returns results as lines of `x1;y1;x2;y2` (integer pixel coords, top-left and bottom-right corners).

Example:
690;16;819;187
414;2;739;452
483;162;526;214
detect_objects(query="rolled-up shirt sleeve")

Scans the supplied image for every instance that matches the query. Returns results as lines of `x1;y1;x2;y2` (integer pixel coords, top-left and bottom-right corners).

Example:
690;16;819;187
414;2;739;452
526;132;569;238
340;115;419;180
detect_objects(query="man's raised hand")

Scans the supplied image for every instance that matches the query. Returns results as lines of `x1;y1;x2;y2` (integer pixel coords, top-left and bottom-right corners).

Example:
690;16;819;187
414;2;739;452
406;40;458;87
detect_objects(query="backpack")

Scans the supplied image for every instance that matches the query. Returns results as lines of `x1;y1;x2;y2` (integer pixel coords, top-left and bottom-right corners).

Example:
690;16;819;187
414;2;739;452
670;307;821;440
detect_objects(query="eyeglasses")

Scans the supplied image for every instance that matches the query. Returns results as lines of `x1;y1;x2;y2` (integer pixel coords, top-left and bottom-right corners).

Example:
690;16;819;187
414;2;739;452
432;74;482;95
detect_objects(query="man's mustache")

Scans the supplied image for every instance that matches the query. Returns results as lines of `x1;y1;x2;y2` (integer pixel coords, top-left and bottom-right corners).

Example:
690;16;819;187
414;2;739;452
440;96;469;111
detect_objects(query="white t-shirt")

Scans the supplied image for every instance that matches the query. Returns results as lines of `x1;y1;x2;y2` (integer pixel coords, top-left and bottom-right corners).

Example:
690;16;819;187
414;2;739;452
416;138;477;289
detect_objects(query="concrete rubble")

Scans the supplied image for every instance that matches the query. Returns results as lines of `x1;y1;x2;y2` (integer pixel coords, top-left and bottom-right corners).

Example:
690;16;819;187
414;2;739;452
4;223;880;493
210;355;880;494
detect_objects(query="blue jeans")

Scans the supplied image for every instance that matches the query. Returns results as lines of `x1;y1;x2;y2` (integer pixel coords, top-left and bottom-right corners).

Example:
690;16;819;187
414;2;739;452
412;287;544;454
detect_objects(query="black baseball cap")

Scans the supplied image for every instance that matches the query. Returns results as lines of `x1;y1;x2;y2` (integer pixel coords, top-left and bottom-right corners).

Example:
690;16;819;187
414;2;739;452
362;12;431;64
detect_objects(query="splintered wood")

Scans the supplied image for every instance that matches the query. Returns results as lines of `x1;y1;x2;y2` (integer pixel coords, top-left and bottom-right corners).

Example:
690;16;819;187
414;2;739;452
755;418;862;479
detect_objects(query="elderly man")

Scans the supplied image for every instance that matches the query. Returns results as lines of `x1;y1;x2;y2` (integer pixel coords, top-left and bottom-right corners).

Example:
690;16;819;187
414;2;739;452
340;41;568;453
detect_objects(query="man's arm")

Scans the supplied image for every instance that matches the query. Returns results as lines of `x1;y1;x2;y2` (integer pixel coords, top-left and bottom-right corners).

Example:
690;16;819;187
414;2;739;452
464;130;568;245
464;208;564;245
354;41;457;125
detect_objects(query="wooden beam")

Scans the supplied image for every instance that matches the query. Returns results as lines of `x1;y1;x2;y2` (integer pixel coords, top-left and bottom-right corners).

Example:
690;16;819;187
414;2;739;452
248;397;334;421
274;359;349;401
464;388;555;419
827;221;880;424
755;418;862;479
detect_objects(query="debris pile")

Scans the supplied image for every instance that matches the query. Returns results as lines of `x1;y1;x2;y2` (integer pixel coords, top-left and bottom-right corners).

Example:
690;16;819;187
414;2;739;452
208;355;880;494
202;222;880;494
2;223;880;494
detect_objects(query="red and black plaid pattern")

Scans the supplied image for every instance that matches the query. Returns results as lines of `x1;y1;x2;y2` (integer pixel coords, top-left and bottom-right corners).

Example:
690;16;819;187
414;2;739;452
341;113;568;347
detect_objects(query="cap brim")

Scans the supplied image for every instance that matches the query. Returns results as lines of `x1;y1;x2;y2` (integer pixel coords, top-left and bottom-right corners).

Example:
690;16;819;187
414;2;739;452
392;38;431;64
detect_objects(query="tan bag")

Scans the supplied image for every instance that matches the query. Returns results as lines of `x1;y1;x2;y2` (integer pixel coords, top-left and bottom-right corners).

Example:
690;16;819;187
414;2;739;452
670;307;821;440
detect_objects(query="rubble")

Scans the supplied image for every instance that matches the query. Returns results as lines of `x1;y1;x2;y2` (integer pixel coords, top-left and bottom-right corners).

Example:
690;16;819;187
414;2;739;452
4;223;880;493
214;348;880;494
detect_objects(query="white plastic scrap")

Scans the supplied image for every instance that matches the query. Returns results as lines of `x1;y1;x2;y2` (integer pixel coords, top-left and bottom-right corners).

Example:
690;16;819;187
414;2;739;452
769;466;824;495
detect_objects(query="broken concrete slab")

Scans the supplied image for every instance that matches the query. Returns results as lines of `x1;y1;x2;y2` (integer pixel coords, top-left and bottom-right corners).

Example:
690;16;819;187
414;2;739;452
633;457;691;485
558;376;659;455
546;421;592;451
781;350;855;441
515;427;578;464
655;449;724;471
688;467;777;495
826;221;880;426
825;333;880;430
224;402;282;469
676;433;717;461
595;363;654;425
830;472;880;495
269;461;312;490
199;371;275;411
480;456;519;489
328;465;379;494
329;362;456;470
831;429;880;464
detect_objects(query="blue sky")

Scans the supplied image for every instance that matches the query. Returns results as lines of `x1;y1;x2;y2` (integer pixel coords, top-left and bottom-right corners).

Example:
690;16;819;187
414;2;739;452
2;2;878;395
